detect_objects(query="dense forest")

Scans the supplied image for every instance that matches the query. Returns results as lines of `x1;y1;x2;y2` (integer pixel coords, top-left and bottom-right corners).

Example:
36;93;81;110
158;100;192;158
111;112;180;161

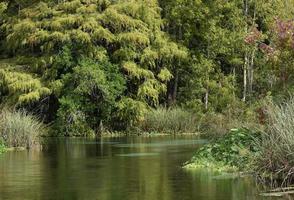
1;0;294;193
1;0;294;136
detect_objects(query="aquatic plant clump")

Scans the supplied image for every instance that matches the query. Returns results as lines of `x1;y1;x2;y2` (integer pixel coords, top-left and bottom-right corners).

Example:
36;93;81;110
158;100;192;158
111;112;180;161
0;109;45;149
184;128;261;172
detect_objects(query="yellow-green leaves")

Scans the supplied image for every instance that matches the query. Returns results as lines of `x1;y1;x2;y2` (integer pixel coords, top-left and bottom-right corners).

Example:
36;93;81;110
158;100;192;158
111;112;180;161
117;97;148;126
3;0;187;114
122;61;154;79
138;79;166;104
0;2;7;15
0;68;51;105
92;26;115;43
102;8;147;32
118;32;150;47
158;68;173;82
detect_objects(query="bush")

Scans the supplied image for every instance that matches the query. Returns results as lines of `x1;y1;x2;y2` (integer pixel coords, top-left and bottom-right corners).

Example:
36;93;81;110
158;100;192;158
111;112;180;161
139;107;198;134
185;128;261;171
0;109;45;149
255;99;294;186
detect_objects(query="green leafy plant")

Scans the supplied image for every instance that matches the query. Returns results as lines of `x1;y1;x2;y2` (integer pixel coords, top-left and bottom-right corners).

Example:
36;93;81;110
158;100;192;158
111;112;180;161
54;59;125;136
185;128;261;171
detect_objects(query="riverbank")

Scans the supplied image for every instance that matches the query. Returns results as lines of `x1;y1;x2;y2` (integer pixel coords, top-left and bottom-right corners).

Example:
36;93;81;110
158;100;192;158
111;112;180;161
185;99;294;188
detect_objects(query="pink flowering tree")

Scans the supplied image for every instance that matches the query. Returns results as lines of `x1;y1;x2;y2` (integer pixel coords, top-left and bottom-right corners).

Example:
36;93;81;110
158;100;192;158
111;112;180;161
245;19;294;92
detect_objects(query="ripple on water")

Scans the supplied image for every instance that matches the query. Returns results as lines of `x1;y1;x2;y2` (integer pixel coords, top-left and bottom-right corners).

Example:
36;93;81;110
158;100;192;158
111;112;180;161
115;152;160;157
113;139;207;148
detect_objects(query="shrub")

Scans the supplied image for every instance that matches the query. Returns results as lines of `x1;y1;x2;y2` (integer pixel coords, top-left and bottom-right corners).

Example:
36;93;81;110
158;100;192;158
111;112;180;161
255;98;294;186
139;107;198;134
0;109;45;149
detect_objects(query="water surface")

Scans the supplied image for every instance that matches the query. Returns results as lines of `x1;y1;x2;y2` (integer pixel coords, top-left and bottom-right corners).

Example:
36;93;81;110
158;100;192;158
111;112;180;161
0;136;280;200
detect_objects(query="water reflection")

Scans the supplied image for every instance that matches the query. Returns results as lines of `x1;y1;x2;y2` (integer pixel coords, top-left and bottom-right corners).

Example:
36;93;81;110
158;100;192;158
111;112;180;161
0;136;281;200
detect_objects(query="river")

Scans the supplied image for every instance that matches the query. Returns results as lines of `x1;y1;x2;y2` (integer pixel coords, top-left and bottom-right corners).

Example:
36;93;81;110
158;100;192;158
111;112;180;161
0;135;278;200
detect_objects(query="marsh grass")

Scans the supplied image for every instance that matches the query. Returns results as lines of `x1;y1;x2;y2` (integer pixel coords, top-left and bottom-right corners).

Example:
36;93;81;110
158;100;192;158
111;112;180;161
139;107;198;134
255;99;294;187
0;109;45;149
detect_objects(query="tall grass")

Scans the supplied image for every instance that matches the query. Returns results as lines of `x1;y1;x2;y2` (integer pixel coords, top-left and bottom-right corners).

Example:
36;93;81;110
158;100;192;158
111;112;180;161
255;99;294;186
0;109;45;149
139;107;198;133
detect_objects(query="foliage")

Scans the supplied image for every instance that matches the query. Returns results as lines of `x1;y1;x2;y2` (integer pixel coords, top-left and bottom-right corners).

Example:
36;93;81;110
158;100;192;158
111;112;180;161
54;59;125;136
0;0;189;134
0;65;51;105
185;128;261;171
198;99;262;136
161;0;294;110
116;97;148;129
139;107;198;134
0;2;7;15
2;0;187;107
0;109;45;149
0;0;294;137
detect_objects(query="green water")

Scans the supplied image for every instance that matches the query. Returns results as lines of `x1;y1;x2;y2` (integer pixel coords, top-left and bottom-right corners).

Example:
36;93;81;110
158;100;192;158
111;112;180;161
0;136;278;200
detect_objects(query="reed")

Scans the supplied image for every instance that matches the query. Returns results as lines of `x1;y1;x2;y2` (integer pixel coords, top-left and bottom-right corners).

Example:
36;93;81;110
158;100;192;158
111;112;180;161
0;109;45;149
139;107;198;133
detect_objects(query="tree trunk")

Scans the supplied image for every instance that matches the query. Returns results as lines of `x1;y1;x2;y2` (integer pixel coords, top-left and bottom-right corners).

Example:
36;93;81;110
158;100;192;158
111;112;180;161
248;5;256;97
205;89;209;110
172;69;179;104
248;48;255;95
243;0;249;102
243;53;248;102
167;69;179;107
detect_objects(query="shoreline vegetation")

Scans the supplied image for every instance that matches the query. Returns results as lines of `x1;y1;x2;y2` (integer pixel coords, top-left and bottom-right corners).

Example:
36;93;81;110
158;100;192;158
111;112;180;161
184;98;294;189
0;109;45;152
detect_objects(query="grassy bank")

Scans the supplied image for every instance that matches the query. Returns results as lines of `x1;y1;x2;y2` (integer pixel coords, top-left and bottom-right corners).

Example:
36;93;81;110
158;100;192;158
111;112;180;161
0;109;45;150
